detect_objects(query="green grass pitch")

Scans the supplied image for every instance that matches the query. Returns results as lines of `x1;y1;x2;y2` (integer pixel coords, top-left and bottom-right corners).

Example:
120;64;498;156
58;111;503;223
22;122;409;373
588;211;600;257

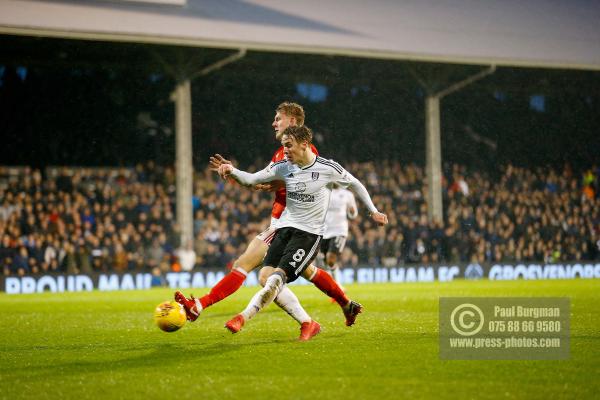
1;279;598;399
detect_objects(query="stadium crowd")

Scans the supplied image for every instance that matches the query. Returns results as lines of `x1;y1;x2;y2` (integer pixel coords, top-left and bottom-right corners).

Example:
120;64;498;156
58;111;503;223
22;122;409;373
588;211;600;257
0;160;599;277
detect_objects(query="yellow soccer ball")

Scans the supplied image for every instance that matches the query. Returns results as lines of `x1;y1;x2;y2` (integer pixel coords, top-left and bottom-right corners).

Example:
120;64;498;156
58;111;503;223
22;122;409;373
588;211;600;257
154;301;187;332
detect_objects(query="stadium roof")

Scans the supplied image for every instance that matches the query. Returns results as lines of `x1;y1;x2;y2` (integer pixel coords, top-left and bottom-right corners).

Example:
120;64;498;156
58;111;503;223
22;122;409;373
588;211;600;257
1;0;599;71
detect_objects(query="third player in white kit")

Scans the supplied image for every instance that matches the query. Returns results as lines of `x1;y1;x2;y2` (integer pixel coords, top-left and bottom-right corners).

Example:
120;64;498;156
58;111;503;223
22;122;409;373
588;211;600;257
321;184;358;288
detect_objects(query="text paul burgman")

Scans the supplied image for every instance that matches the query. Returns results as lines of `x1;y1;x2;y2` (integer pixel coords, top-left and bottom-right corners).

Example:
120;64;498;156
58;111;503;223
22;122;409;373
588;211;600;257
494;305;560;319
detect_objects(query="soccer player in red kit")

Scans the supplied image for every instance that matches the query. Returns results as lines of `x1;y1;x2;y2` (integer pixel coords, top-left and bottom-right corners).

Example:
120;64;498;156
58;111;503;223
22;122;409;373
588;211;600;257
175;103;362;340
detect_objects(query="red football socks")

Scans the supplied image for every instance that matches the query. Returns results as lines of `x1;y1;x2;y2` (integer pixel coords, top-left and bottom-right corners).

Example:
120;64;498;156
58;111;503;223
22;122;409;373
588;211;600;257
310;268;349;307
199;269;247;309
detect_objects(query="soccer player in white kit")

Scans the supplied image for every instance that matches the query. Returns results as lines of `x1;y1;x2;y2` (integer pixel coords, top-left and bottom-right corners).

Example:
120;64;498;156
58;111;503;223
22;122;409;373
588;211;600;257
176;102;362;341
321;183;358;288
217;125;388;338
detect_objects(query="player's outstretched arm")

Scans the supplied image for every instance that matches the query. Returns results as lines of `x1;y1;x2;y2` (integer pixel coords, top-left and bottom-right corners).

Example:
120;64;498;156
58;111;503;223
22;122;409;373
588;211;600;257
210;154;255;187
346;175;379;215
218;163;280;186
331;162;387;226
210;154;284;192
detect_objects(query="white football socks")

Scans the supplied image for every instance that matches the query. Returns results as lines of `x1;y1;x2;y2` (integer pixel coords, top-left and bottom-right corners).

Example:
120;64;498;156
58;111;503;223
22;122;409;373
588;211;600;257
241;273;284;321
274;286;311;325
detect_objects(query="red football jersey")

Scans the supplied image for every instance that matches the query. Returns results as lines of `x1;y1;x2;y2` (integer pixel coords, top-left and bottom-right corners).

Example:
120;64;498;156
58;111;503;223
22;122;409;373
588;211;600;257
270;144;319;218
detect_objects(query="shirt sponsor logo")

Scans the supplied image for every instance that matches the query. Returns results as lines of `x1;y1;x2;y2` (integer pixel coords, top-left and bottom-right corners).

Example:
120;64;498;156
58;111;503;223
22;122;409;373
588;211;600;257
294;182;306;192
288;192;315;202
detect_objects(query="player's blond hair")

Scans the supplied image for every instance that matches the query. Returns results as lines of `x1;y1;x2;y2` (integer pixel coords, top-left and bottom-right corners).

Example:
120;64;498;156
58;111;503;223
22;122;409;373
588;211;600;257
276;102;305;126
282;125;313;144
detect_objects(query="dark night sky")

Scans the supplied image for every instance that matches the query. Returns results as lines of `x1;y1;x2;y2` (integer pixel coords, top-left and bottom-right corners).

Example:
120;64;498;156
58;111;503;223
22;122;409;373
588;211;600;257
0;35;598;171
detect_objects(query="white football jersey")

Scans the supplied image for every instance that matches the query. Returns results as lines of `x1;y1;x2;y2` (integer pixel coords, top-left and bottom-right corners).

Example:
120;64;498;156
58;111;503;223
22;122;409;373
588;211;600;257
323;187;357;239
231;156;377;236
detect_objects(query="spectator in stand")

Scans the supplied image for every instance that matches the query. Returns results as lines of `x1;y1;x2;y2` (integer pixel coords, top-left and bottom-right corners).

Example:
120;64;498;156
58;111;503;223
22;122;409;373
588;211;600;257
176;240;197;272
113;241;129;272
12;246;30;276
381;229;403;267
145;237;164;270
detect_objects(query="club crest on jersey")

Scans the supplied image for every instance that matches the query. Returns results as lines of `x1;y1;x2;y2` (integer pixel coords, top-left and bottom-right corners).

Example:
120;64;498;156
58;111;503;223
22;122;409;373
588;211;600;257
294;182;307;192
312;172;319;181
